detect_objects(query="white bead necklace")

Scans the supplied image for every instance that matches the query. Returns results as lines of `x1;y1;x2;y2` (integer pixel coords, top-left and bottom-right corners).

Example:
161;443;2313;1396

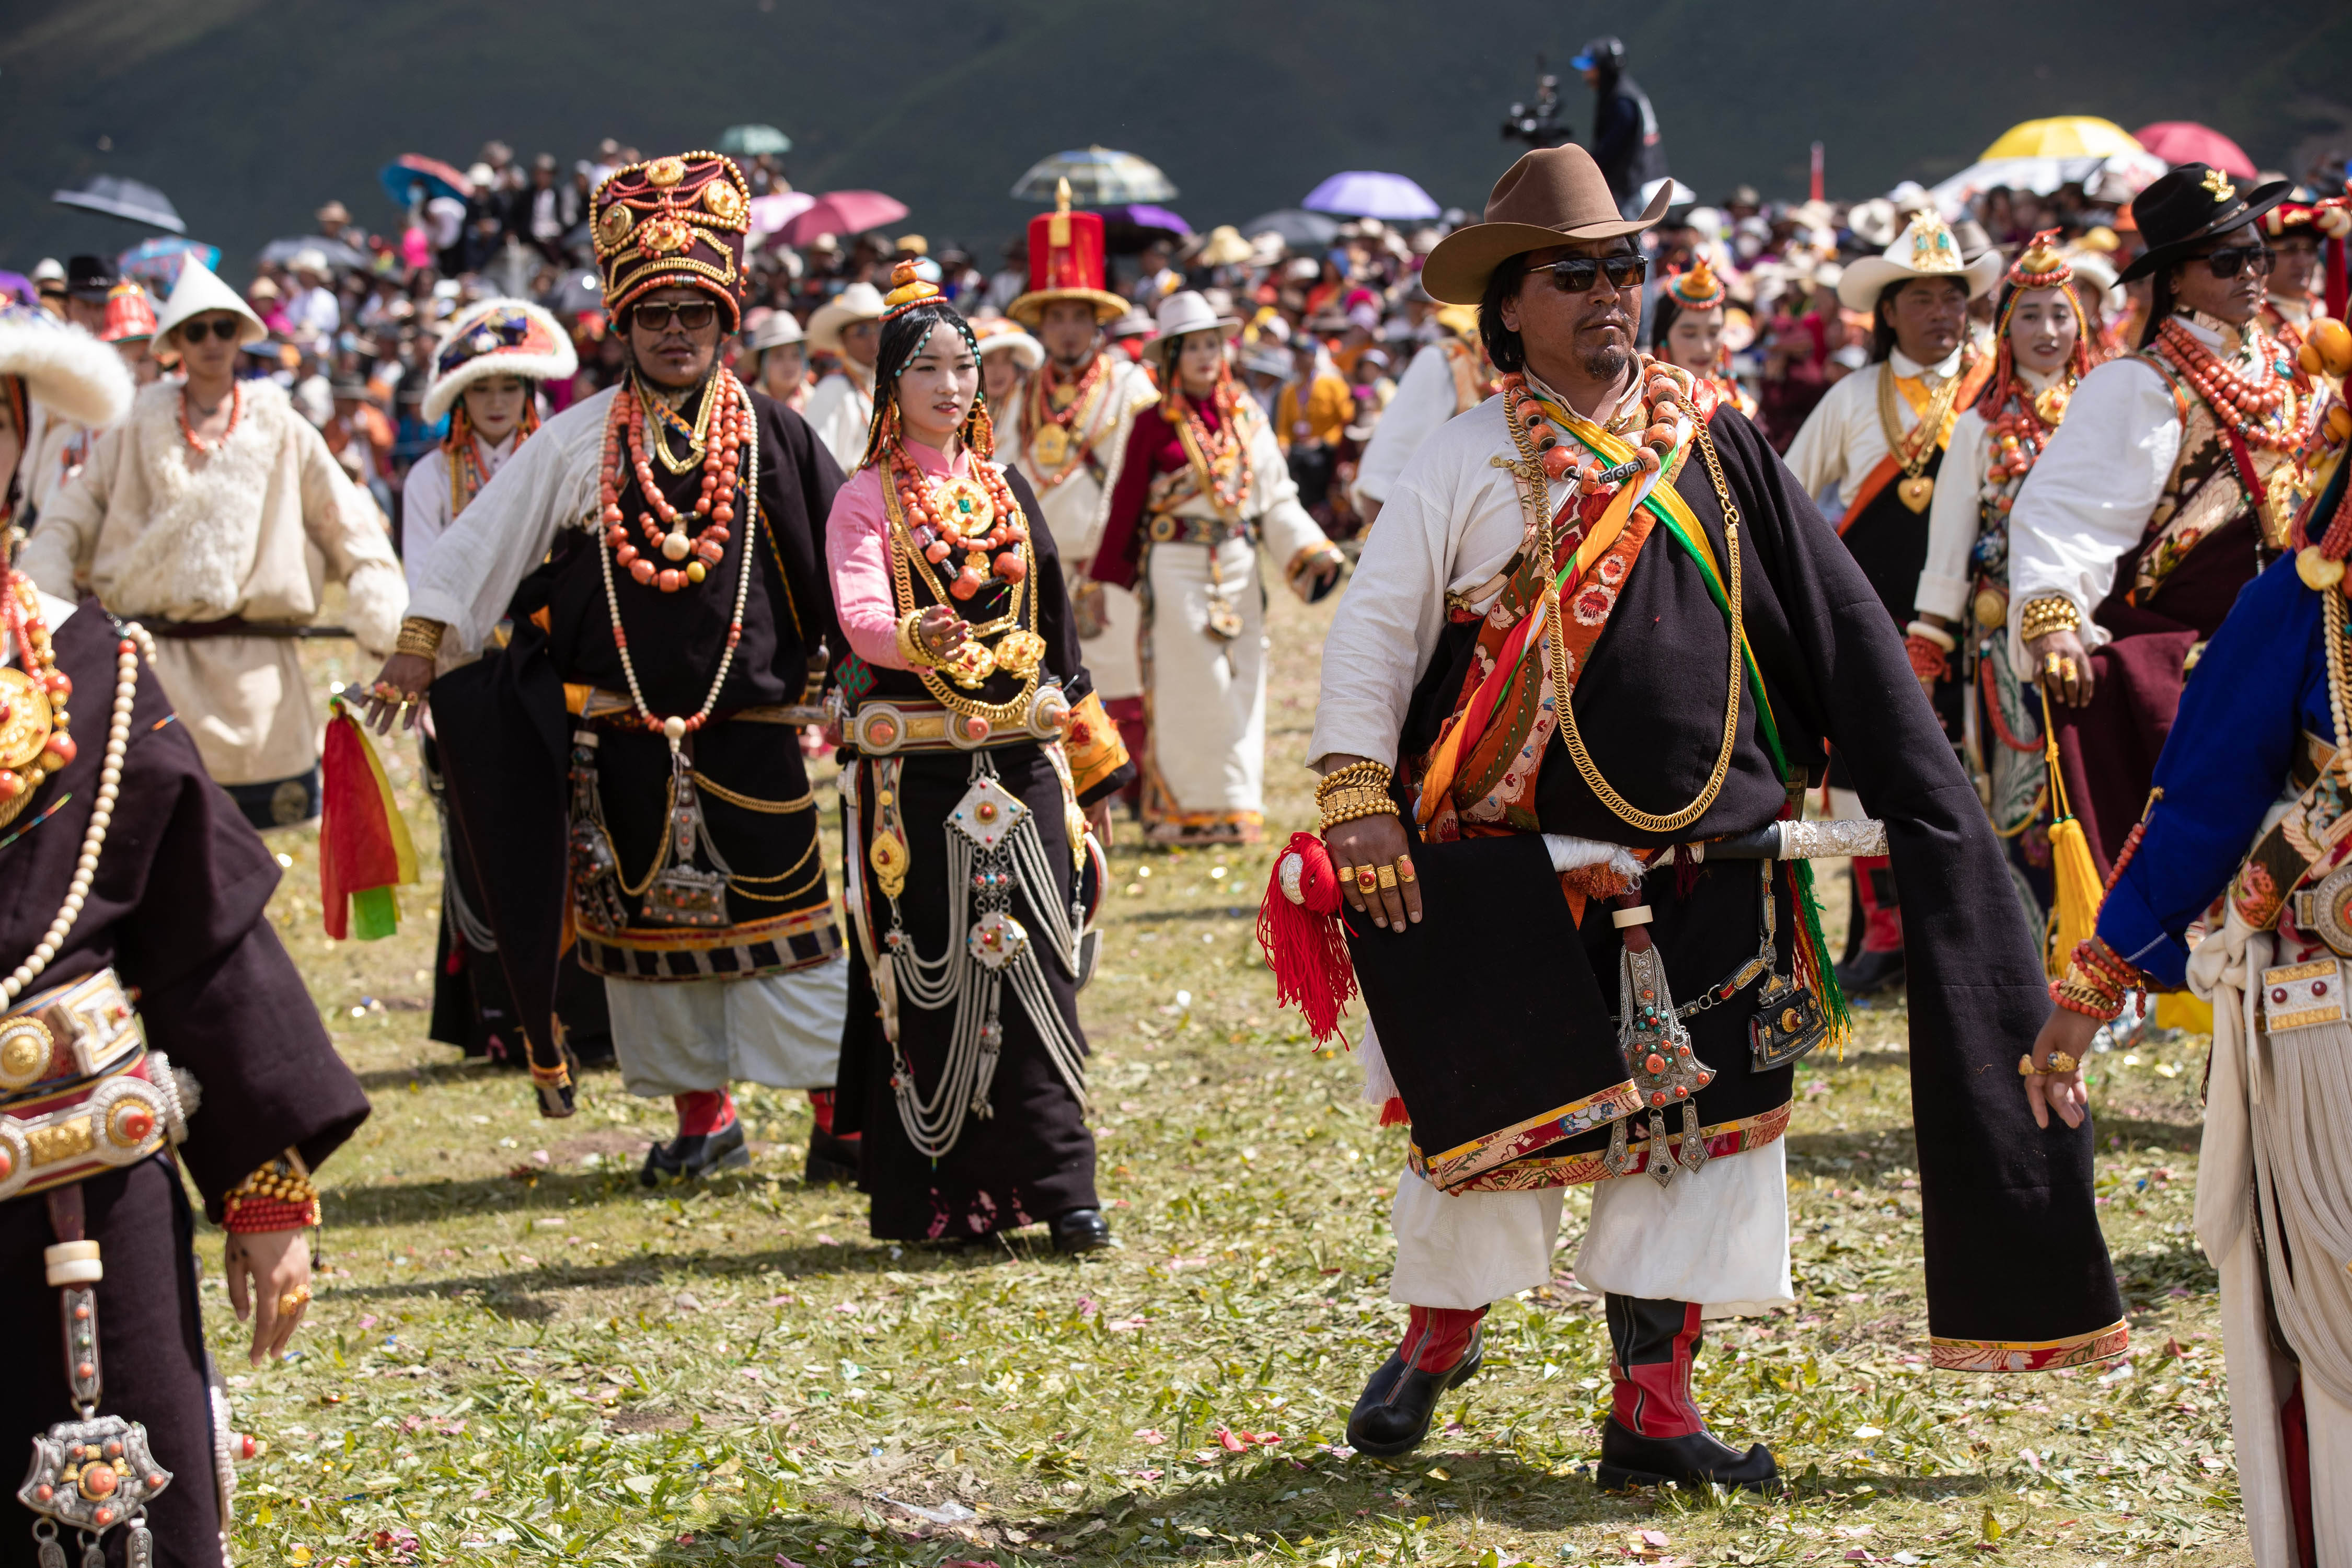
596;372;762;752
3;615;152;1005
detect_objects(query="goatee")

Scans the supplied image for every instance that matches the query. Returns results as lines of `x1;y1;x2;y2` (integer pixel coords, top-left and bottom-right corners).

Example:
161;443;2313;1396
1581;343;1630;383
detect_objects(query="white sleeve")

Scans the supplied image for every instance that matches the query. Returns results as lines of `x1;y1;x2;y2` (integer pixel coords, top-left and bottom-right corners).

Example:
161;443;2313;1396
2005;357;2180;661
1246;417;1333;591
1782;373;1854;501
399;449;453;594
405;419;582;664
804;376;867;473
1307;457;1460;770
1915;407;1987;623
1352;344;1456;508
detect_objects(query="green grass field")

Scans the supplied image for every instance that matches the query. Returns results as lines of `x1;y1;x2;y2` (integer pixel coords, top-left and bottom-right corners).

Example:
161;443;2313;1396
216;590;2249;1566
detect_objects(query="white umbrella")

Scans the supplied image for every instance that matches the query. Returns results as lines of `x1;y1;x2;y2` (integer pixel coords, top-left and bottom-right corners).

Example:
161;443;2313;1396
1924;153;2159;218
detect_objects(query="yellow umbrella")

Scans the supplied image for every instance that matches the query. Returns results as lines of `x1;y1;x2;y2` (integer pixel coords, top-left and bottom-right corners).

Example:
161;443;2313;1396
1979;116;2143;162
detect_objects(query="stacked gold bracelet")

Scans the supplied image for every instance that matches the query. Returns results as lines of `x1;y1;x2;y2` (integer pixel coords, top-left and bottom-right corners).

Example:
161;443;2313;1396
394;617;446;659
895;610;943;670
1317;761;1399;830
2018;595;2081;643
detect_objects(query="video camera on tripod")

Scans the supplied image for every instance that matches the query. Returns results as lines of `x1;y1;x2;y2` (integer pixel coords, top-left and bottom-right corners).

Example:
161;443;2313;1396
1501;55;1573;151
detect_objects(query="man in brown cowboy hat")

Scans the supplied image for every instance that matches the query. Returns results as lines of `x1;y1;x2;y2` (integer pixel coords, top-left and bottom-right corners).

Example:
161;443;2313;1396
2007;161;2319;881
1298;143;2123;1487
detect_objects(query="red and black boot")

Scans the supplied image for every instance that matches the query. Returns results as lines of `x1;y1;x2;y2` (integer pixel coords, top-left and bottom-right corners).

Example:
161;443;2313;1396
1597;1295;1778;1491
804;1088;861;1185
1346;1306;1486;1458
640;1088;751;1185
1832;855;1905;997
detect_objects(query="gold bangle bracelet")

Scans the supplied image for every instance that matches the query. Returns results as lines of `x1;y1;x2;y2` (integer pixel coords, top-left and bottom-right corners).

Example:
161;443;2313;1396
896;611;943;670
2019;594;2081;642
394;617;445;659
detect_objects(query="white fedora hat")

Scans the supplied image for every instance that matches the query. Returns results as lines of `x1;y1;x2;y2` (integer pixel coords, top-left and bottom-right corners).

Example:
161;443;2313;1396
748;310;806;353
971;318;1045;372
1836;211;2003;313
1146;290;1237;361
152;257;269;364
806;282;886;353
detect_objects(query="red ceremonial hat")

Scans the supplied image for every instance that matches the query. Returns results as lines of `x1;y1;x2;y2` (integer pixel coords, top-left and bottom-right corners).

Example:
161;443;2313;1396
98;280;157;344
1008;178;1128;327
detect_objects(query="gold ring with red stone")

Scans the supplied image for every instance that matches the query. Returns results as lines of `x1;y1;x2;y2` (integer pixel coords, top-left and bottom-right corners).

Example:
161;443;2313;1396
1395;855;1416;885
1355;866;1380;895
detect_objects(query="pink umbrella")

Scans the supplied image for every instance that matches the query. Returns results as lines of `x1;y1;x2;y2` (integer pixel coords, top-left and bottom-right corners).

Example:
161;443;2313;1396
2131;122;2257;180
777;190;909;247
750;191;816;242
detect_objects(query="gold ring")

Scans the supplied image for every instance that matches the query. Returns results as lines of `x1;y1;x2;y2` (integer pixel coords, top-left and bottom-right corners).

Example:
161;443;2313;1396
276;1289;310;1315
1396;855;1417;885
1377;864;1398;890
1356;867;1379;895
2047;1051;2078;1074
1336;864;1357;891
2043;653;2062;675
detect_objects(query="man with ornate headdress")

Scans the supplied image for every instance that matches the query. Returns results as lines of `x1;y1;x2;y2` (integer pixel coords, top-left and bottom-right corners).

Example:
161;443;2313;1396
1008;181;1161;778
2010;164;2320;881
1278;143;2122;1489
367;153;860;1185
1783;214;2001;997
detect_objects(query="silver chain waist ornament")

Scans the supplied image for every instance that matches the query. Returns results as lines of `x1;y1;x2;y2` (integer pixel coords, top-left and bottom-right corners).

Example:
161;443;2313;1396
1600;895;1715;1186
875;754;1089;1160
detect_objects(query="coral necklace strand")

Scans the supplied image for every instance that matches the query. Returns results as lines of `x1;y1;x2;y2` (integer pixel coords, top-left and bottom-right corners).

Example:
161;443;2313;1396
599;374;747;593
177;383;241;455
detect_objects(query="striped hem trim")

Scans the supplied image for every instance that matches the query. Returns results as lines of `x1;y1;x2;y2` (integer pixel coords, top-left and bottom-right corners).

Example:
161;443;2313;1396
1411;1102;1792;1193
1930;1319;2129;1373
577;907;842;982
1421;1079;1643;1189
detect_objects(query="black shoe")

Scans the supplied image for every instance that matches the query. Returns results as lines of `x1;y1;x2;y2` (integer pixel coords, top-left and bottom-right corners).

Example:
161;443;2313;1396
804;1128;860;1186
1832;947;1906;998
1345;1328;1483;1459
1595;1416;1779;1492
1051;1207;1113;1253
639;1119;750;1185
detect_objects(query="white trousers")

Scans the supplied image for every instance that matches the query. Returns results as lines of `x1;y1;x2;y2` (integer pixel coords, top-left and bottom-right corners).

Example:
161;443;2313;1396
1077;580;1144;702
602;956;849;1098
1388;1140;1795;1316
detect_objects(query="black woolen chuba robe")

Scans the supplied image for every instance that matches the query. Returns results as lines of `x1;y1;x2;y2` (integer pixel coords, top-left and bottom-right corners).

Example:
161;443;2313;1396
1379;407;2123;1362
0;600;370;1566
833;466;1134;1241
430;388;846;1060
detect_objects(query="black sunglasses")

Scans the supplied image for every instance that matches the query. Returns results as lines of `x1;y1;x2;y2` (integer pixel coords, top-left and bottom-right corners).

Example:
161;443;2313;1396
2192;244;2275;280
1544;253;1648;294
632;301;719;332
178;317;242;343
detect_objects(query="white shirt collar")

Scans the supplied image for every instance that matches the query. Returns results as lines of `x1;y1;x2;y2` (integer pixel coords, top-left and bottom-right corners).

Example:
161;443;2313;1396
1888;347;1964;383
480;428;522;475
1524;365;1642;428
2017;364;2061;393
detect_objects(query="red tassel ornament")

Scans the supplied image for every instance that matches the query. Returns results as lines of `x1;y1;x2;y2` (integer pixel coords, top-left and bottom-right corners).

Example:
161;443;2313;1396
1255;831;1358;1046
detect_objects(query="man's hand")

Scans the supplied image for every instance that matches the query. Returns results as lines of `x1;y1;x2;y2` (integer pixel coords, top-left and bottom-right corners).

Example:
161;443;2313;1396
225;1228;313;1367
1086;797;1114;848
2023;1007;2101;1131
363;653;434;734
1317;754;1421;931
2026;629;2095;708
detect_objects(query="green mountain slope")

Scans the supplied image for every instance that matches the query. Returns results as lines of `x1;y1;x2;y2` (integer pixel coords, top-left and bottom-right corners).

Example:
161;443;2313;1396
3;0;2346;274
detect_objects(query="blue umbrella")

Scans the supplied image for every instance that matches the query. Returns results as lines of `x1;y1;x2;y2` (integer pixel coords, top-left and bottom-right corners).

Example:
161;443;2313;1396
378;155;472;208
118;236;221;289
1300;171;1442;223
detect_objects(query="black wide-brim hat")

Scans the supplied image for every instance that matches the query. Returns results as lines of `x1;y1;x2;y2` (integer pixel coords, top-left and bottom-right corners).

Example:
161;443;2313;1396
2118;161;2293;283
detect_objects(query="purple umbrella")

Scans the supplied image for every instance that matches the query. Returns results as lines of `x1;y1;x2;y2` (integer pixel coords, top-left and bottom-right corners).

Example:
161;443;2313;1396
1300;171;1442;223
0;272;32;307
1110;204;1190;237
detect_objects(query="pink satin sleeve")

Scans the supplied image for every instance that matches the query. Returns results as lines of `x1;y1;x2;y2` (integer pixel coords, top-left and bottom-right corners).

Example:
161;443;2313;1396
824;468;910;670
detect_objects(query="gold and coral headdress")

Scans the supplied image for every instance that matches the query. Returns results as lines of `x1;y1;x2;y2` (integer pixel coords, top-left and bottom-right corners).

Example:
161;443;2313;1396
1664;255;1727;311
592;152;753;329
2004;229;2076;293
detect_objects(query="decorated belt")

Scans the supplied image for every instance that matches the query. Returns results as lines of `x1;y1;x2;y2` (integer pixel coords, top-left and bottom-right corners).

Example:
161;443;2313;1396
0;971;189;1204
1145;512;1258;548
566;686;824;727
850;686;1071;757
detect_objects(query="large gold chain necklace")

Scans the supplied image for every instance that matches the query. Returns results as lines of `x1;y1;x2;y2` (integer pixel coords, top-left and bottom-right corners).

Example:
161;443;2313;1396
881;463;1043;724
1515;393;1746;835
1877;359;1968;513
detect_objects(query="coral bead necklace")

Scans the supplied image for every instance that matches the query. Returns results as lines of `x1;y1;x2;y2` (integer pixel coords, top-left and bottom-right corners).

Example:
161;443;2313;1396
2153;317;2300;452
599;372;749;593
176;382;241;455
887;437;1029;601
1502;358;1694;497
1162;377;1252;515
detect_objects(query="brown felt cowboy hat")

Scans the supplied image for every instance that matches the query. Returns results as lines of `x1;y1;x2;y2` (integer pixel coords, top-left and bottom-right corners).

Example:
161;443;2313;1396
1422;145;1673;306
